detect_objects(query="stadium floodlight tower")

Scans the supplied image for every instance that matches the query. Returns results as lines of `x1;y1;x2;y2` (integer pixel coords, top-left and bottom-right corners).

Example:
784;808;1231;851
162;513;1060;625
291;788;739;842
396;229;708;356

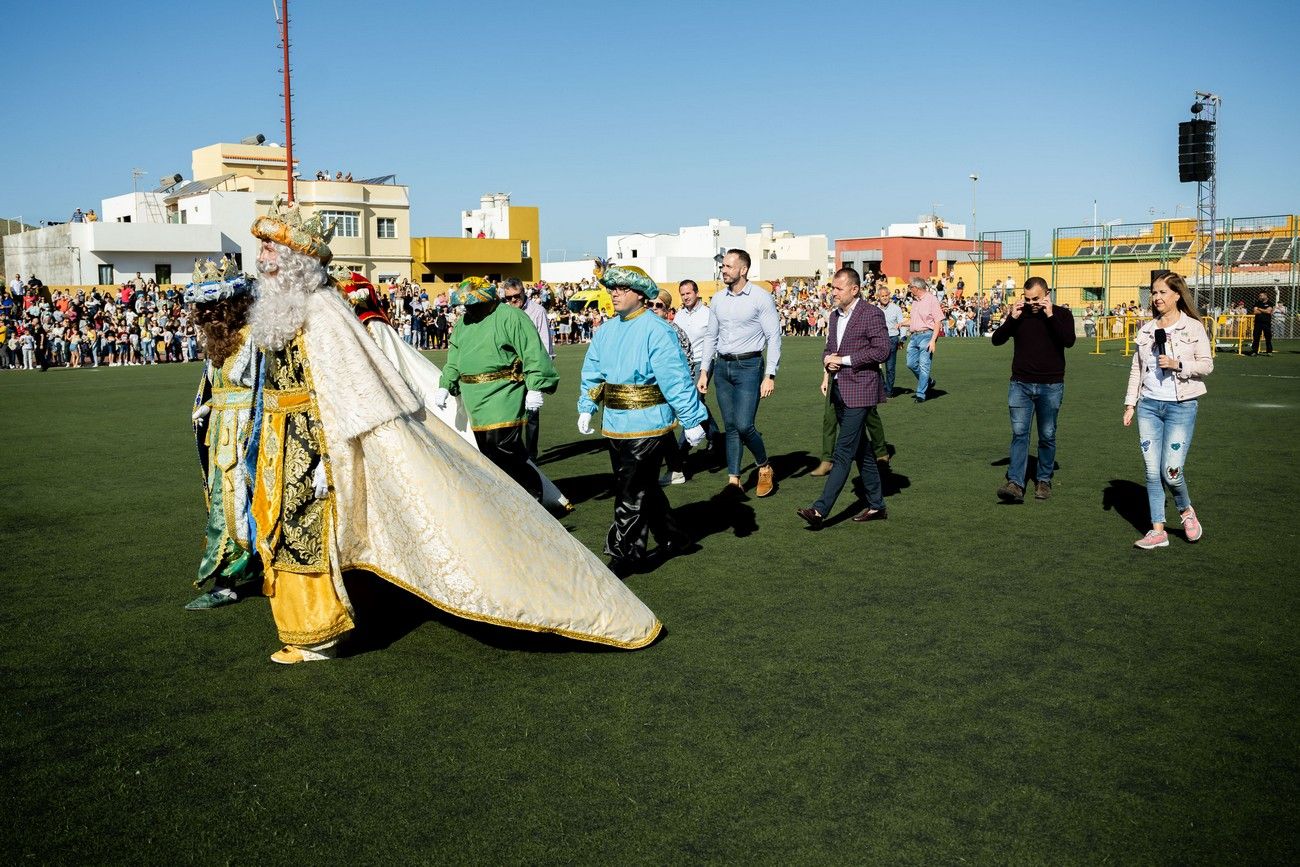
1179;91;1221;306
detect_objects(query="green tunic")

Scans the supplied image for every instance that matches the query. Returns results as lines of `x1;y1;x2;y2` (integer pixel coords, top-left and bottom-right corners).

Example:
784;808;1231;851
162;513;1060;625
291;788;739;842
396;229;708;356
442;302;559;431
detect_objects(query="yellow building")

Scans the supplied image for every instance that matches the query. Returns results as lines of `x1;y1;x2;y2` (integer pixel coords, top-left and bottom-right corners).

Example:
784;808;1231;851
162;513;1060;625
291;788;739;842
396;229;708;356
411;193;540;286
951;216;1297;308
185;142;413;282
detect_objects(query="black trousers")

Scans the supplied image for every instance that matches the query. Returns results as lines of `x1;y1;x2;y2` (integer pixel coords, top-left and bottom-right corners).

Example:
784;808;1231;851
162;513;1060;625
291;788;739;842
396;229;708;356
606;435;685;562
524;408;541;460
475;425;542;502
1251;318;1273;354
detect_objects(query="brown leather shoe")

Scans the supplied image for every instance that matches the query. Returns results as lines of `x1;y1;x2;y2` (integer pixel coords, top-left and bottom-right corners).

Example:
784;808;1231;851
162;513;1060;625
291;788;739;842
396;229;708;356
851;507;887;523
810;460;834;477
755;464;775;497
795;507;823;528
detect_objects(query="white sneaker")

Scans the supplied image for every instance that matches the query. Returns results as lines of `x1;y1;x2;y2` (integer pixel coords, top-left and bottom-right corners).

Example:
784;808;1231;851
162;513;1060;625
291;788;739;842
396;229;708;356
659;471;686;486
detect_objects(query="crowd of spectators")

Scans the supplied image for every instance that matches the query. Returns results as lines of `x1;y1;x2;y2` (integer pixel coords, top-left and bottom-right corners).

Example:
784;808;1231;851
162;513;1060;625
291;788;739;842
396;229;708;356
10;266;1283;373
768;274;1017;340
1;273;198;371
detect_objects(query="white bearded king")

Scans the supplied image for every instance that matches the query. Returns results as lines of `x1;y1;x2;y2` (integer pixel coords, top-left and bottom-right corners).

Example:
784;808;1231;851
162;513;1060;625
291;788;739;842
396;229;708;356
246;202;660;664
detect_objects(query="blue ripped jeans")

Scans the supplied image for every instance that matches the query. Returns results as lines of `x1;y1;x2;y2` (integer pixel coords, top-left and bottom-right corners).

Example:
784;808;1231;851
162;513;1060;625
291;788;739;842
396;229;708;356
1007;380;1063;488
1136;397;1197;525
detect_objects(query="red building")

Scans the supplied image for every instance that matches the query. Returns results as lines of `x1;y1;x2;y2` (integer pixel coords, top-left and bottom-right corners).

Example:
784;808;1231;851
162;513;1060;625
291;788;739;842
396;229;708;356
836;234;1001;282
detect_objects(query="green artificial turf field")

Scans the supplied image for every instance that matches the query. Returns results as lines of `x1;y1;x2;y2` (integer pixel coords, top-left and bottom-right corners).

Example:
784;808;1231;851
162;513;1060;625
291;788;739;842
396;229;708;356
1;338;1297;863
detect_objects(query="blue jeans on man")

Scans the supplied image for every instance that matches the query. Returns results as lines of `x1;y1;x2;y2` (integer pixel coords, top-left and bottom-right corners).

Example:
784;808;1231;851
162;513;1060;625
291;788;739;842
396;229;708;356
713;354;767;477
906;330;934;400
883;334;899;394
1007;380;1064;488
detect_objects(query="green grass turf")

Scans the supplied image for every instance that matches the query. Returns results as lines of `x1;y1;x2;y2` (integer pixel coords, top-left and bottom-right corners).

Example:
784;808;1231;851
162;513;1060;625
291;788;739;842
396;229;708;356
1;338;1297;863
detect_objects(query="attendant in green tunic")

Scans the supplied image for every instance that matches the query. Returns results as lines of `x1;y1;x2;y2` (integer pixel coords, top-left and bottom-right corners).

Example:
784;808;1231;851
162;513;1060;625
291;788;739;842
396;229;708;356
436;277;560;501
185;262;262;610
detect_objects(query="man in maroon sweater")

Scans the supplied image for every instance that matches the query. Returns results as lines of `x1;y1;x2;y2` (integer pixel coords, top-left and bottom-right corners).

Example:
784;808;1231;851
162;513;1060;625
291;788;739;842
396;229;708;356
991;276;1076;503
796;267;892;527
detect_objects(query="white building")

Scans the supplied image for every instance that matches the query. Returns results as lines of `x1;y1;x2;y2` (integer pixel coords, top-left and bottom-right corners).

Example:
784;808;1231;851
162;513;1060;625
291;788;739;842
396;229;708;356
4;139;413;287
542;218;832;285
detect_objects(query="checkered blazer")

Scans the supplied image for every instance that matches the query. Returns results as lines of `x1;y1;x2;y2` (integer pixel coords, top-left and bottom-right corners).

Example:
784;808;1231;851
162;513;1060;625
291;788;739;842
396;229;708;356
826;301;890;408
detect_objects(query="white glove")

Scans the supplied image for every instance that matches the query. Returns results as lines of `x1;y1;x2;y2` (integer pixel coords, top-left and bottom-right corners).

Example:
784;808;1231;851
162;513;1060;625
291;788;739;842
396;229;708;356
312;461;329;499
433;387;450;409
191;404;211;422
577;412;594;435
684;425;706;447
525;390;544;412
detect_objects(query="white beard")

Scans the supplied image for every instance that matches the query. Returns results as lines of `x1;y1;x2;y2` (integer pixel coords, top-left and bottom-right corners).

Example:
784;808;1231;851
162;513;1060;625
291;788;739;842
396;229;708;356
250;245;329;351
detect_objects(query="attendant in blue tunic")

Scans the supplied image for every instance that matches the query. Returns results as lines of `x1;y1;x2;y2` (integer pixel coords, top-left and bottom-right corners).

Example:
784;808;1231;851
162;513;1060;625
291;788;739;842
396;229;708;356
578;261;708;573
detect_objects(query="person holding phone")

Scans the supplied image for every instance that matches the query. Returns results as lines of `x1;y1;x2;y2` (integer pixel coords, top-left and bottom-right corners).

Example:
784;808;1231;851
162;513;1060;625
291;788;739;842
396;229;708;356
1122;272;1213;549
991;277;1076;503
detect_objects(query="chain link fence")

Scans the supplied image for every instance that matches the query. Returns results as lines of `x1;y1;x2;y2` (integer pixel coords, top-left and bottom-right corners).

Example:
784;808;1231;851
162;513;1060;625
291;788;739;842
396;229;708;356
976;230;1031;299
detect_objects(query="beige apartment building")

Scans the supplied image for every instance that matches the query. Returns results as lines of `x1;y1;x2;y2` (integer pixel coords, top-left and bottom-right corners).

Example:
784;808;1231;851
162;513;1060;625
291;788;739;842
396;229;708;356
185;141;413;282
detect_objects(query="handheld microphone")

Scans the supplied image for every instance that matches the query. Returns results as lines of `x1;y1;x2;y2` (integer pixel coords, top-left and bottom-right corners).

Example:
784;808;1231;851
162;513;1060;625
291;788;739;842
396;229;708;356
1154;328;1167;358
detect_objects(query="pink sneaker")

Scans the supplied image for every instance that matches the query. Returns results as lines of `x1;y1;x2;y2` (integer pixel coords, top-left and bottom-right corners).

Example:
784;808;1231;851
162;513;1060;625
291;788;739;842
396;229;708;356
1134;529;1169;550
1180;508;1203;542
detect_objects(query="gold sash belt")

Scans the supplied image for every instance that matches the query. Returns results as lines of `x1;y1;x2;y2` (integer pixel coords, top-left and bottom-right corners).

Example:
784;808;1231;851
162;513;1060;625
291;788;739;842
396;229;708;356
263;388;311;413
461;359;523;385
209;389;253;411
588;382;667;410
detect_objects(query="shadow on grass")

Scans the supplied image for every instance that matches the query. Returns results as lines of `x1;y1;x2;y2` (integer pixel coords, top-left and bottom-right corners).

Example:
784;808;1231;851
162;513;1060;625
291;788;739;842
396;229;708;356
342;570;663;655
672;485;760;543
1102;478;1150;532
535;437;608;466
547;471;614;507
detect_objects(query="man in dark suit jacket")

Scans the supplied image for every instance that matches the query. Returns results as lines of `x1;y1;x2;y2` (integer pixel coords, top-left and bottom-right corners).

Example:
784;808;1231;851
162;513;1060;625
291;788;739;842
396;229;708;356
797;267;892;527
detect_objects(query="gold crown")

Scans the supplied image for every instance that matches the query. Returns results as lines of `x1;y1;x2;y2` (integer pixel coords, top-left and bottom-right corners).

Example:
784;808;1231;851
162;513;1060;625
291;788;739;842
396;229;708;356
250;194;335;262
191;255;243;284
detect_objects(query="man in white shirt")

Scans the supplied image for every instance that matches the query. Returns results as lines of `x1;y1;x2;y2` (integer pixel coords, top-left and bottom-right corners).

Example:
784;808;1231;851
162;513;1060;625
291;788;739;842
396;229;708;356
502;278;554;459
699;250;782;497
673;279;717;449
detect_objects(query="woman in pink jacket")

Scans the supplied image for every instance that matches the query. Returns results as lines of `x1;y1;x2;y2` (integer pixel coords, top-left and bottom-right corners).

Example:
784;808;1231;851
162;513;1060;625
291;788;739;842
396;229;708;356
1122;272;1213;549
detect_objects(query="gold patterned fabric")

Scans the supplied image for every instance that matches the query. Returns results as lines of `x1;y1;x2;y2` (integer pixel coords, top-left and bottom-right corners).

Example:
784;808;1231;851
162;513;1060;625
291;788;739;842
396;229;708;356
459;358;524;385
253;337;328;575
591;382;667;410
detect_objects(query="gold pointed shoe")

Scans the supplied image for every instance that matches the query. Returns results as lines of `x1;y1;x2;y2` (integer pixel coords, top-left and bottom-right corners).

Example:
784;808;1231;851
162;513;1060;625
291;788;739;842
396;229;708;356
270;644;336;665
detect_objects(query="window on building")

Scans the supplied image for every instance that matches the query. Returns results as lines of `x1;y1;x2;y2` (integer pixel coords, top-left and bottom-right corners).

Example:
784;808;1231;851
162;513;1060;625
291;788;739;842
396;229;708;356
1083;286;1105;302
378;274;398;285
121;215;131;223
909;260;921;273
377;218;396;239
98;264;114;284
319;210;359;238
155;264;171;285
631;249;638;258
520;240;531;259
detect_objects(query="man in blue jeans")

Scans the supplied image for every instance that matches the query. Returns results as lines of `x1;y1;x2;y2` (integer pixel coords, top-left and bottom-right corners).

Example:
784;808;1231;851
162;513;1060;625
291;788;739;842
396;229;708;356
875;281;903;395
699;249;782;497
904;277;943;401
990;276;1076;502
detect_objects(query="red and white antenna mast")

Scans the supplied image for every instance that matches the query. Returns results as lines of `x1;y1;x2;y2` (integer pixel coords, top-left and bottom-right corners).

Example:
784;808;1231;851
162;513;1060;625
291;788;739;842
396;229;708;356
277;0;295;203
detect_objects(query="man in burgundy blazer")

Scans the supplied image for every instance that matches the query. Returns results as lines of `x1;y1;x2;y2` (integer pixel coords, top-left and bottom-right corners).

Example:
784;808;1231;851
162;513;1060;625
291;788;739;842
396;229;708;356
796;267;892;527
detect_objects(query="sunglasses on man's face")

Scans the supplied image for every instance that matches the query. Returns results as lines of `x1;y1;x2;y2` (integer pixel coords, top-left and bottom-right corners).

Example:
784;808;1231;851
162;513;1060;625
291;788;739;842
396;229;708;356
503;294;524;303
652;302;666;309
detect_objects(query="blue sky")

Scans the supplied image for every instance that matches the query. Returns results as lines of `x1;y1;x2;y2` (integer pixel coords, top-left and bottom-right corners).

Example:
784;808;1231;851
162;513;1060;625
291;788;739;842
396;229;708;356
4;0;1297;257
